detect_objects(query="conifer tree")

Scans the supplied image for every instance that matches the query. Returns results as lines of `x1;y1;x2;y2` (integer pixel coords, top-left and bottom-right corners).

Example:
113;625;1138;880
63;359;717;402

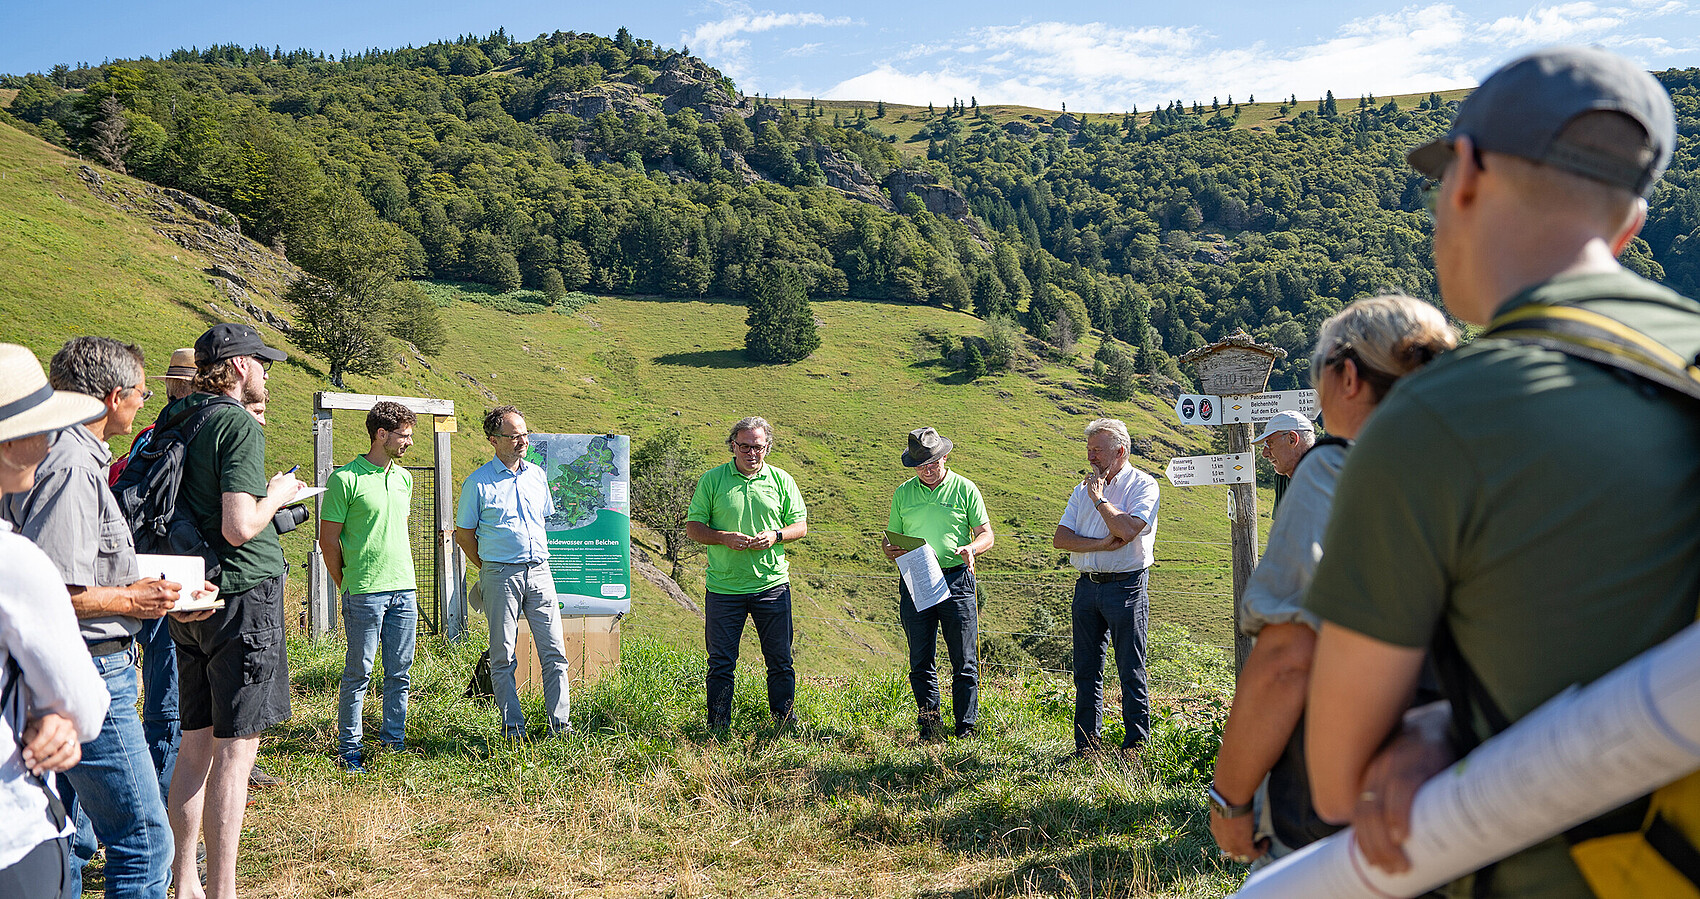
744;265;820;363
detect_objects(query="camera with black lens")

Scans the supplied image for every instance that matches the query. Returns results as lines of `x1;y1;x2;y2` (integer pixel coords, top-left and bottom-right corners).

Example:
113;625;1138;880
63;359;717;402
273;503;310;535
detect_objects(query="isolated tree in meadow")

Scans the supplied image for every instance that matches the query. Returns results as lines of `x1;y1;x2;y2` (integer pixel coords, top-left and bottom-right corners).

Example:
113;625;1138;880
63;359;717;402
963;342;987;379
744;265;820;363
285;187;410;387
631;427;708;581
87;96;131;173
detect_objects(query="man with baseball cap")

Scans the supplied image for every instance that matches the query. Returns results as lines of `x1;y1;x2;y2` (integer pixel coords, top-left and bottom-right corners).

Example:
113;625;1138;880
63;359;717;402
1303;47;1700;897
159;322;301;898
1249;411;1315;480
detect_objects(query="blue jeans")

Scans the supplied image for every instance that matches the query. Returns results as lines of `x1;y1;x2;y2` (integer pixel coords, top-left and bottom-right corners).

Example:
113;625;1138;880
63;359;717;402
58;646;173;898
485;561;571;735
898;566;979;732
1072;570;1151;749
704;584;795;727
137;615;179;802
337;590;418;760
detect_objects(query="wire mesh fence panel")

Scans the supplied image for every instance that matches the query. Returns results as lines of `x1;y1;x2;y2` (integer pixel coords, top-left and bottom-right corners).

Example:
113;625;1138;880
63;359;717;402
406;465;439;635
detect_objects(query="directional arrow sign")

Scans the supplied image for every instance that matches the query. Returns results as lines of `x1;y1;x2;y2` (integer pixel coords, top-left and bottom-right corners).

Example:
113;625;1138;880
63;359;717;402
1164;452;1255;486
1176;390;1319;426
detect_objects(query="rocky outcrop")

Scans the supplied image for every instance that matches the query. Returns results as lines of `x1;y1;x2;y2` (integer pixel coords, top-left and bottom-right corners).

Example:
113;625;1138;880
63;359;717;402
1002;120;1038;138
884;170;971;220
652;56;746;121
817;147;893;210
75;165;300;326
542;82;652;120
1052;113;1081;132
719;148;769;185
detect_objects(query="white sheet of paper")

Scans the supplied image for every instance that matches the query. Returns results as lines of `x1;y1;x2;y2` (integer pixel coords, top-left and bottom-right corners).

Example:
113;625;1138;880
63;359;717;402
134;553;223;611
291;486;327;503
896;545;949;612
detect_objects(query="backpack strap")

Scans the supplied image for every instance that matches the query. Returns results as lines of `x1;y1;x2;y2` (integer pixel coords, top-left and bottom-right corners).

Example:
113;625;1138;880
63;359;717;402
1484;303;1700;403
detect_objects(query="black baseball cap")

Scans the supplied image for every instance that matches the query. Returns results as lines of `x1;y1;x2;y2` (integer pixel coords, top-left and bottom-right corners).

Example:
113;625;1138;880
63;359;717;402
1407;46;1674;196
194;323;288;366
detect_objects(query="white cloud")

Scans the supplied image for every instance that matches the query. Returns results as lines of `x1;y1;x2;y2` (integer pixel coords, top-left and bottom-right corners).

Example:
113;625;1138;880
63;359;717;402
817;2;1687;110
684;10;853;59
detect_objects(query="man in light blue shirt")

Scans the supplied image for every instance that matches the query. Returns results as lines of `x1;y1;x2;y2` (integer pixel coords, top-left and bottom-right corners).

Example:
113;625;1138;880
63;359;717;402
454;405;571;739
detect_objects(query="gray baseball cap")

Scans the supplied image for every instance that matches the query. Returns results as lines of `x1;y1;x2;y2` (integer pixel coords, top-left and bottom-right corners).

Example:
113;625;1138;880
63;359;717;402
1407;46;1674;196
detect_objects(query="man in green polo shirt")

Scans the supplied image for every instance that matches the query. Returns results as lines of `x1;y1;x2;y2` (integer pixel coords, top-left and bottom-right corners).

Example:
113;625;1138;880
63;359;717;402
882;427;994;741
685;416;808;730
321;401;419;773
1303;48;1700;898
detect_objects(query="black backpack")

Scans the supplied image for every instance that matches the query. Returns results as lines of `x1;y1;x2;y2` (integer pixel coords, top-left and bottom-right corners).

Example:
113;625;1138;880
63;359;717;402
112;395;243;581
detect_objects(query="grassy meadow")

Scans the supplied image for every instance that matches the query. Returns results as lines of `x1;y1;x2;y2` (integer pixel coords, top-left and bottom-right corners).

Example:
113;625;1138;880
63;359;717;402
1;116;1269;896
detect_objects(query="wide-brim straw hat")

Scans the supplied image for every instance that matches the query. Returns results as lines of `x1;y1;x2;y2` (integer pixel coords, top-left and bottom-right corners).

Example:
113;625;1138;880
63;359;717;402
151;347;197;382
901;427;953;467
0;344;106;443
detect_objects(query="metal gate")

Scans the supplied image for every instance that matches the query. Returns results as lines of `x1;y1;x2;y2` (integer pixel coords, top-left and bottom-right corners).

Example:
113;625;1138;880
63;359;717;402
406;465;439;635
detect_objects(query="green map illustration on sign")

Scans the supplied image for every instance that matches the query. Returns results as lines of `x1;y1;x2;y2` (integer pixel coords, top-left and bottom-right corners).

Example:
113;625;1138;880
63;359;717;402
526;434;631;615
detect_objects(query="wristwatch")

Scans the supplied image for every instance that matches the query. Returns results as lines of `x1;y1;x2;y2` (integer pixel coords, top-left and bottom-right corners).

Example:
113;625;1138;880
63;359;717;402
1207;784;1253;818
773;529;783;545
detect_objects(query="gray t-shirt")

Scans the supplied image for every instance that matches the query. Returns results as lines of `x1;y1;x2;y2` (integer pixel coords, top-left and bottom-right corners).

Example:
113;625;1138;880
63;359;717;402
1240;442;1344;636
1;425;141;642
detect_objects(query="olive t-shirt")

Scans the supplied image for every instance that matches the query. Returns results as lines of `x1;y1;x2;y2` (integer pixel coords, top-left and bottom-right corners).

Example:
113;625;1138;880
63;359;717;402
1306;270;1700;899
168;393;286;595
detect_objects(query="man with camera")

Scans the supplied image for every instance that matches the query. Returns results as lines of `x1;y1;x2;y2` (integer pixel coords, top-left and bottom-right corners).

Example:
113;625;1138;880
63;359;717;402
320;401;419;773
160;323;303;899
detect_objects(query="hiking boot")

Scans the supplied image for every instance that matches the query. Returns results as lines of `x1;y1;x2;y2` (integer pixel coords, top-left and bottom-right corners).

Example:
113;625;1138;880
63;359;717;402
336;754;366;775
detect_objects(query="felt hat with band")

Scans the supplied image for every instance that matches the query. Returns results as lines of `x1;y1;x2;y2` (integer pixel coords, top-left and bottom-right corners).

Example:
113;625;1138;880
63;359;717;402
902;427;953;467
0;344;107;444
151;347;197;382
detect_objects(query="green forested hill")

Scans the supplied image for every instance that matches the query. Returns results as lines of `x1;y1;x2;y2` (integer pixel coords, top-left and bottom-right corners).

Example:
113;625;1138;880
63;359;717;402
0;116;1250;683
6;31;1698;393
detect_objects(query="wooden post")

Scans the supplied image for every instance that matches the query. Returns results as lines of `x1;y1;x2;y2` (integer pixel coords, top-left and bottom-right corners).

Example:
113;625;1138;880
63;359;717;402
1179;331;1286;674
1225;418;1257;672
308;407;334;642
434;420;465;642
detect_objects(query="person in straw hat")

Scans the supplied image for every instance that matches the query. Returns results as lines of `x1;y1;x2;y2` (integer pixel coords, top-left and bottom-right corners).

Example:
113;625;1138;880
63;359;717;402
882;427;994;741
0;343;112;899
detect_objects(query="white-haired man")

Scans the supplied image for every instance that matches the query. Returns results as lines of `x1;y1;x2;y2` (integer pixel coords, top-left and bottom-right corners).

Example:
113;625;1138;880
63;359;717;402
1053;418;1159;755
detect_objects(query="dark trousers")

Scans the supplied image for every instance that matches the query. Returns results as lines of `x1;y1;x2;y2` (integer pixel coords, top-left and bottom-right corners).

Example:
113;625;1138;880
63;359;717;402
1072;569;1150;749
705;583;795;727
899;565;978;731
0;837;74;899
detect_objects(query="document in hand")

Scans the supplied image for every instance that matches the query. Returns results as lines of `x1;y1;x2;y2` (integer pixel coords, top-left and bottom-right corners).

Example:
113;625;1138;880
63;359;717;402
135;553;225;611
895;543;949;612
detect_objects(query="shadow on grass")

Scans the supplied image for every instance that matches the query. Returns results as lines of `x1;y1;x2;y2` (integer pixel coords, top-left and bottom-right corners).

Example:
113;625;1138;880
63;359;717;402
651;349;762;369
918;833;1239;898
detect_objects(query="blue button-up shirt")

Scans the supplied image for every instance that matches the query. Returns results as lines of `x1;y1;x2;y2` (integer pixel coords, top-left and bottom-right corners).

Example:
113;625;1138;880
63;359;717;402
455;457;555;565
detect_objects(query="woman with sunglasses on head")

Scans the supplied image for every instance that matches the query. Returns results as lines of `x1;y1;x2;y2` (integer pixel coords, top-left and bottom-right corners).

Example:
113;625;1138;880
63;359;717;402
0;343;112;899
1208;295;1457;867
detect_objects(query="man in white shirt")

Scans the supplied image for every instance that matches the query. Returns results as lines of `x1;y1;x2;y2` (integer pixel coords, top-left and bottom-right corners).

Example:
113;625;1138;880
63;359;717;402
1053;418;1160;755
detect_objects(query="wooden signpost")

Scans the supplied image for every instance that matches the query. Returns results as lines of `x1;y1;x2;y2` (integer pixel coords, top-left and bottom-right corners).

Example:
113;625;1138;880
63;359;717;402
1174;332;1287;672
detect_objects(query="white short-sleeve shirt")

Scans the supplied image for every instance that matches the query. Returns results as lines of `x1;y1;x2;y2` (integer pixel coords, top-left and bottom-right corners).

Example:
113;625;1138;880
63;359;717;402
1059;462;1159;573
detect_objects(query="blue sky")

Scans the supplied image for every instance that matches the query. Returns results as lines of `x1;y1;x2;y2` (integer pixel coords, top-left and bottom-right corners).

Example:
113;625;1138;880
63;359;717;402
3;1;1695;110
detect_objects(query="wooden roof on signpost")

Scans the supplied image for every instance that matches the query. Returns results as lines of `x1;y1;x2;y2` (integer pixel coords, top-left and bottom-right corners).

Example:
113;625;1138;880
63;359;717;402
1179;330;1287;396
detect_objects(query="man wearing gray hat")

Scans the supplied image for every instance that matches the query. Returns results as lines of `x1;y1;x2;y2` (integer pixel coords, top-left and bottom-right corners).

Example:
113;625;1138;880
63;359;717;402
882;427;994;741
1303;47;1700;897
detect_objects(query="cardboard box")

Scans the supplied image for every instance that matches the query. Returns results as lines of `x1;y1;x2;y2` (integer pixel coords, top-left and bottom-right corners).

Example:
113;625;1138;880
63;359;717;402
513;614;621;692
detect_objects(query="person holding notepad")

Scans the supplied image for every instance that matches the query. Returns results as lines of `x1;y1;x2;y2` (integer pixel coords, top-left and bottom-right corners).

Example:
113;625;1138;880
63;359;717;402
882;427;993;741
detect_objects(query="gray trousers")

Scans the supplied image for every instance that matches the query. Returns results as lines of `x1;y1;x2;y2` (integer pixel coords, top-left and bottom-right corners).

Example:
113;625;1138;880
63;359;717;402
484;560;571;734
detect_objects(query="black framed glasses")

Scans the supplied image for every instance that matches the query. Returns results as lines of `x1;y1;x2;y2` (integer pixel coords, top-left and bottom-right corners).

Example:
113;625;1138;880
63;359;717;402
733;441;769;453
252;356;273;372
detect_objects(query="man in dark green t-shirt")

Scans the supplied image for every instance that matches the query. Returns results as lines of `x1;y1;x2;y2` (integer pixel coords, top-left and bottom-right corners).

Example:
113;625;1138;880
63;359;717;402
1303;48;1700;899
685;416;808;730
163;323;303;897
